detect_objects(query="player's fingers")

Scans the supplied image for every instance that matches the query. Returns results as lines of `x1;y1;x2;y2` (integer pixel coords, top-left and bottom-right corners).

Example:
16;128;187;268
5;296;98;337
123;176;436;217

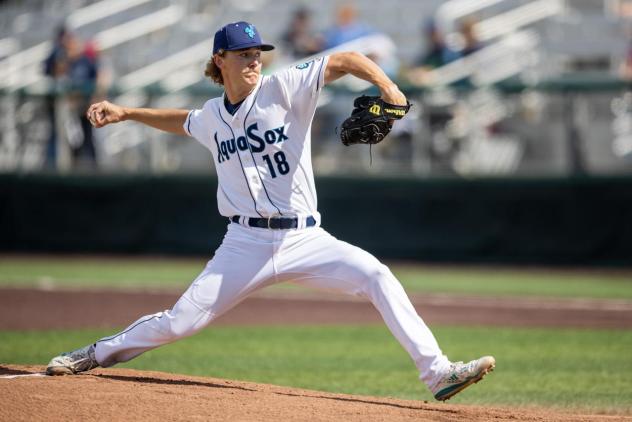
87;102;104;124
96;107;105;122
87;101;120;128
86;104;98;121
87;109;98;127
381;85;407;106
391;89;407;105
97;102;113;123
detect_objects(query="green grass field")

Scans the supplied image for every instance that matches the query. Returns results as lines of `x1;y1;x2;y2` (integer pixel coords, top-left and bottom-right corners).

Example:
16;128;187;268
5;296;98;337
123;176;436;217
1;256;631;414
1;256;631;299
1;326;630;414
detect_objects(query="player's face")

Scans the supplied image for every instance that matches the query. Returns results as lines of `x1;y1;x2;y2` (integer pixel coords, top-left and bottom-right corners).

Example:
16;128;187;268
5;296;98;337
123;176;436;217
223;48;262;85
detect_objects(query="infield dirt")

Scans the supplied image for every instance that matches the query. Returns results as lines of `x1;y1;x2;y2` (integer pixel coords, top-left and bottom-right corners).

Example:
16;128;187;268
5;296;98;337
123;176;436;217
1;365;630;422
2;287;631;330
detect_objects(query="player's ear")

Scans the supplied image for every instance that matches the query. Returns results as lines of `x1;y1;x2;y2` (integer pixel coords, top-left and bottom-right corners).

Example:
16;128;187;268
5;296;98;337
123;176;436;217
214;51;225;69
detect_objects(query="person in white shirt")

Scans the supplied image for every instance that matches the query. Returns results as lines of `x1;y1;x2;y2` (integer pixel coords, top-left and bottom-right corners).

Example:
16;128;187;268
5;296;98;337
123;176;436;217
46;21;494;402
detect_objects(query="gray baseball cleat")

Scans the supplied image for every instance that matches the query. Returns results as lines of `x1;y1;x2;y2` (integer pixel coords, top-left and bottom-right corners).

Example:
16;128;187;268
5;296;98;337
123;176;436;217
46;343;99;375
431;355;495;401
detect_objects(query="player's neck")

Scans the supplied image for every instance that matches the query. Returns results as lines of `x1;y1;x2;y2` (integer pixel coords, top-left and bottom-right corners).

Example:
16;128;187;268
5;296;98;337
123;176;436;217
223;79;258;105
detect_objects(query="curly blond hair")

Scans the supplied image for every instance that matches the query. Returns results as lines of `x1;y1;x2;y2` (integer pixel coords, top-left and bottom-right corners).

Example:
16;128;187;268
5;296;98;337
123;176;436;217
204;50;225;85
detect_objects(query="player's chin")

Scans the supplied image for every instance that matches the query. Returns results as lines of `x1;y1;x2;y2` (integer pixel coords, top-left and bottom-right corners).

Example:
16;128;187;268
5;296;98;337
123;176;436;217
243;72;259;84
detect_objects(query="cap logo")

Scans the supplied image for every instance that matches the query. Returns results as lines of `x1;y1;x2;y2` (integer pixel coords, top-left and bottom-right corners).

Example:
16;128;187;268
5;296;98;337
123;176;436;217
244;24;255;39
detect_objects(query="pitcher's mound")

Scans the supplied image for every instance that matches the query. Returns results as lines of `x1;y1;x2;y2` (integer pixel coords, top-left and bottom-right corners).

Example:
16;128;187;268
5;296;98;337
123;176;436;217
0;365;624;421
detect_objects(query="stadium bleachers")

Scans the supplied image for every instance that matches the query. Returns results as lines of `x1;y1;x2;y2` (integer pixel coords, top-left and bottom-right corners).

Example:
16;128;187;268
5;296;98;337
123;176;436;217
0;0;631;176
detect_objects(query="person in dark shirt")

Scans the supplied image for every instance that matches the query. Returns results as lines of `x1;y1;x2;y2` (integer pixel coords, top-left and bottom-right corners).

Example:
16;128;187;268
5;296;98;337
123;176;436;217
43;27;101;169
43;26;69;167
406;20;458;86
459;17;483;57
281;7;322;59
418;21;458;69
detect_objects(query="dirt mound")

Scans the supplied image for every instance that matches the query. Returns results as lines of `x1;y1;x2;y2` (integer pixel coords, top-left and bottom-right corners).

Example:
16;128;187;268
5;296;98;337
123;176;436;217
0;365;627;422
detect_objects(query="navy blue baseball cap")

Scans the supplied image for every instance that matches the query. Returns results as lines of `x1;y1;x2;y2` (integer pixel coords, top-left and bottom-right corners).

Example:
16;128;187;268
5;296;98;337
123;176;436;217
213;21;275;54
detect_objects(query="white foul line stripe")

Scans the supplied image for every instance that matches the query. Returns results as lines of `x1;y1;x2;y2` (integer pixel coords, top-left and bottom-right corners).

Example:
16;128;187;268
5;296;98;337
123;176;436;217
0;373;47;379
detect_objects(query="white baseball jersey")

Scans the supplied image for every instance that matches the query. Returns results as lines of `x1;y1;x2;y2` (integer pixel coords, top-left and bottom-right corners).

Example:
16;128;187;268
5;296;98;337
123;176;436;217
183;56;329;223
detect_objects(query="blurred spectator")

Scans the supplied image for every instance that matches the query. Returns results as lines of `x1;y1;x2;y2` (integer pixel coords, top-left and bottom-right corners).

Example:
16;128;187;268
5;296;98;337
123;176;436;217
406;16;484;88
451;16;484;89
619;27;632;80
317;3;399;79
458;17;483;57
44;28;104;170
281;7;322;60
43;25;69;168
321;4;373;50
406;20;459;86
418;20;459;68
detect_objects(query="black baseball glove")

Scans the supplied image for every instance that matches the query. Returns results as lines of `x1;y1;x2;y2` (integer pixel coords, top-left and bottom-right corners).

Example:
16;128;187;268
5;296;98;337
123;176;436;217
340;95;411;146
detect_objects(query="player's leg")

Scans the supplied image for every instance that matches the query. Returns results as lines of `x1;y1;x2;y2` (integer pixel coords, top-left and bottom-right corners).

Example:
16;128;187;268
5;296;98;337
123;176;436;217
277;227;494;400
47;224;276;374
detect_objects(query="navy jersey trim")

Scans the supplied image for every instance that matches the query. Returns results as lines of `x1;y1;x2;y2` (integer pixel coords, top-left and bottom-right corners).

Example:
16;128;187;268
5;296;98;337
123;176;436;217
218;107;264;217
224;95;245;115
185;110;193;136
242;85;284;216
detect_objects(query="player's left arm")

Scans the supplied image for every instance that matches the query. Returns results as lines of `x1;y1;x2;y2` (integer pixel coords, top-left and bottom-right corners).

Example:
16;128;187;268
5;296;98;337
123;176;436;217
324;52;406;106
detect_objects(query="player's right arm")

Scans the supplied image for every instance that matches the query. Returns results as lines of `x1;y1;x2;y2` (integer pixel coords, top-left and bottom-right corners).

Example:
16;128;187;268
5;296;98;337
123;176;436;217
86;101;189;136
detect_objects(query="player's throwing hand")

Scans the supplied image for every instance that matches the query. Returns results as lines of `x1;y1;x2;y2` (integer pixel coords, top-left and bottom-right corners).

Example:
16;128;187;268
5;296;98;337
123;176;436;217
86;101;125;128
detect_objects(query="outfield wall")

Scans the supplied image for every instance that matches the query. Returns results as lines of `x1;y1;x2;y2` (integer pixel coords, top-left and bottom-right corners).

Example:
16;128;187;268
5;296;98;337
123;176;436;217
1;174;631;266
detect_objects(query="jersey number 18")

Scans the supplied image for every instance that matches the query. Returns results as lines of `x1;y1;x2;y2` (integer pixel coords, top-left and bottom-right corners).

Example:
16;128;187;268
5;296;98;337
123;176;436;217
262;151;290;178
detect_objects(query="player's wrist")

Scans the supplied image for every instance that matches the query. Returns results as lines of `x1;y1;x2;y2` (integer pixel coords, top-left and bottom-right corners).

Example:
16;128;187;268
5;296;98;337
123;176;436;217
377;82;399;99
377;81;397;91
119;107;131;121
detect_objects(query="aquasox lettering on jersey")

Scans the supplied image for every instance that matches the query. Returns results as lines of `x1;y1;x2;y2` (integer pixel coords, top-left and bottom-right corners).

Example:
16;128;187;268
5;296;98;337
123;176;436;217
184;56;329;221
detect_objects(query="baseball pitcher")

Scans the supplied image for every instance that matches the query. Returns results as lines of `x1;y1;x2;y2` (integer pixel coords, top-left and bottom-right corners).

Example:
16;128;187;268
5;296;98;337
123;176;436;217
46;21;494;402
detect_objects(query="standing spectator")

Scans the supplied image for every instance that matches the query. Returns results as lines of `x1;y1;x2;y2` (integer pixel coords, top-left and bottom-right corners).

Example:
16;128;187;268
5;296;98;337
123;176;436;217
43;25;69;168
43;28;103;170
458;17;483;57
451;16;484;89
63;34;102;169
321;4;373;50
417;20;459;69
281;7;322;60
619;27;632;80
406;20;459;86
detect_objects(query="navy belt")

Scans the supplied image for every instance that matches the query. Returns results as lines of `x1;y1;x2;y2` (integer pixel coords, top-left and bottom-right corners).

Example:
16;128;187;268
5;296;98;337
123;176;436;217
230;215;316;230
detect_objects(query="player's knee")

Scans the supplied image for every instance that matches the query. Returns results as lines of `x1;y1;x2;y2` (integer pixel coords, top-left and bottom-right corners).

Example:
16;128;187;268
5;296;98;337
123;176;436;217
152;310;196;340
166;322;190;339
167;309;215;339
361;263;397;294
375;263;397;285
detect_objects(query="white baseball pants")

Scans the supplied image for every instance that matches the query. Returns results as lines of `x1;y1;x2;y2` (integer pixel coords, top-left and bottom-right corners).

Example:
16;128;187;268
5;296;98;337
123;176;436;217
95;223;450;387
